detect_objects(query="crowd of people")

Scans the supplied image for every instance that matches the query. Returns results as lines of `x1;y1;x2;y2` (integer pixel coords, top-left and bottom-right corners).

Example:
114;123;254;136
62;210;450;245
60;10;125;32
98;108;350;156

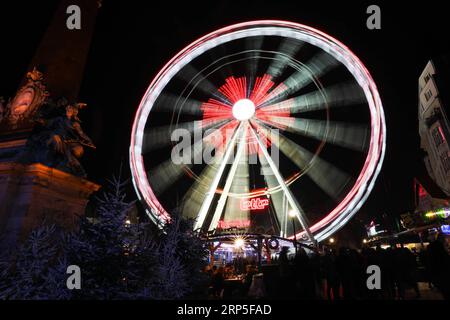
204;238;450;300
206;259;261;298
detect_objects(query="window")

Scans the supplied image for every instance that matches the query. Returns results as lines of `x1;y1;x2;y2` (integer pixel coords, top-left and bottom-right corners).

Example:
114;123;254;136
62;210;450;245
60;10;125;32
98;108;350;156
424;74;431;84
425;89;433;101
441;152;450;173
432;127;444;147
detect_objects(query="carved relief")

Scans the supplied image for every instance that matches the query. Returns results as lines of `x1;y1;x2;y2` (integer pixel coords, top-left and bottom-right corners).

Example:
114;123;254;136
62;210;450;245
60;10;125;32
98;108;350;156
2;68;49;127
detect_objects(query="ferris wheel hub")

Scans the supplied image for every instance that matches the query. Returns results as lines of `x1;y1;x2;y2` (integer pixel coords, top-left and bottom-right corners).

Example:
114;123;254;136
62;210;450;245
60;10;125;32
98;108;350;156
232;99;255;121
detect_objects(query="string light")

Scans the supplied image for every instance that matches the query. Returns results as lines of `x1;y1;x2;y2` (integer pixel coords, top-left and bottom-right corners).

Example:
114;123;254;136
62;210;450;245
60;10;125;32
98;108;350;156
425;208;450;219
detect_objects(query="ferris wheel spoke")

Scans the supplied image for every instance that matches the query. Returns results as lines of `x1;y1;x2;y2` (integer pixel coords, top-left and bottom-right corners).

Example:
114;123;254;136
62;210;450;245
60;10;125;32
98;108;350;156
177;63;229;103
224;134;251;230
193;122;245;231
261;51;340;106
181;158;221;221
266;38;305;79
259;81;366;113
147;120;235;195
257;151;288;237
146;159;186;196
258;117;369;152
154;94;203;116
256;122;351;200
244;36;264;82
248;124;315;243
208;122;250;231
181;120;242;220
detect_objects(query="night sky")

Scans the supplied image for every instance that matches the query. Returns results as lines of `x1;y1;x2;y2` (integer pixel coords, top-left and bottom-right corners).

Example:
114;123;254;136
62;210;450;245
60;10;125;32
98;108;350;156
1;1;449;240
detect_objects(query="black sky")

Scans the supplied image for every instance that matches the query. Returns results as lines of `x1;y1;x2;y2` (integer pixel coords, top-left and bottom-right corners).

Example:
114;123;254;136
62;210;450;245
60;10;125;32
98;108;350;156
1;1;449;233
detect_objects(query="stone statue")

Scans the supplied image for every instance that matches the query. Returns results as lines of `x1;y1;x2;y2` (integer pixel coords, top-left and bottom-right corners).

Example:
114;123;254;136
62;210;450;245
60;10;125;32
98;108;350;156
22;98;95;177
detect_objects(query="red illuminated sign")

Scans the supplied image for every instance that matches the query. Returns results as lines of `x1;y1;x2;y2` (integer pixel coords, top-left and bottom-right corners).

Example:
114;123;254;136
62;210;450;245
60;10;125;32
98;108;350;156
240;197;269;211
217;220;250;229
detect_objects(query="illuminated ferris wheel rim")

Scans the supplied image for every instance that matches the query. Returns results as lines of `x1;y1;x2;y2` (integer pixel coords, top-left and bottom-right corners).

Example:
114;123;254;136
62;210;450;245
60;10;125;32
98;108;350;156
130;20;386;242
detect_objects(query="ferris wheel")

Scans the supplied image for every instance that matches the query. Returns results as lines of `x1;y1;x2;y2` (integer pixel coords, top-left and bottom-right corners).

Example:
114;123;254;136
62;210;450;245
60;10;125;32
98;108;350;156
130;20;386;244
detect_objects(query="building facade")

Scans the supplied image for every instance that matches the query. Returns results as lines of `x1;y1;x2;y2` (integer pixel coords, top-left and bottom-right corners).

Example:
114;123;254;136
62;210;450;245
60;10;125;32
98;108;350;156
418;60;450;196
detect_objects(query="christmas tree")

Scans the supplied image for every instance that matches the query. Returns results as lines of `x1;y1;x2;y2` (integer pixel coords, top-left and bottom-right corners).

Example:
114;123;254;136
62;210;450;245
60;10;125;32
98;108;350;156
0;169;208;300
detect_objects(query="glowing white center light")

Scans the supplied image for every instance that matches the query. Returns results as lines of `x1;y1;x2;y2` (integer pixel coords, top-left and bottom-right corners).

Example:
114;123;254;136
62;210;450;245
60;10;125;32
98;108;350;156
232;99;255;121
234;237;245;248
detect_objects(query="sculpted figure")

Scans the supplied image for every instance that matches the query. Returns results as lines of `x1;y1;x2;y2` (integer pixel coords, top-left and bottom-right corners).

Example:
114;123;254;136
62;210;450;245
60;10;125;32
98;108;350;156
23;98;95;177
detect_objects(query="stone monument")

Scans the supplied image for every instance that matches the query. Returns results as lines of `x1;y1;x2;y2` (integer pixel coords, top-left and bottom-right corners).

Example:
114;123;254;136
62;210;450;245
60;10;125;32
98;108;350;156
0;0;101;248
0;70;100;248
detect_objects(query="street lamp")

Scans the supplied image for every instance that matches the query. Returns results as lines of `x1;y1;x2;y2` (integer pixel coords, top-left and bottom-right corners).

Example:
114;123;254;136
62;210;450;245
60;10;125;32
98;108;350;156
289;210;298;255
329;237;335;244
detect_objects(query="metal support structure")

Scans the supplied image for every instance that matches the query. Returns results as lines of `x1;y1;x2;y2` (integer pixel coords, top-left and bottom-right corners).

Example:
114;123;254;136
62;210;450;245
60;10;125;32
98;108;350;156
208;122;248;231
257;236;263;273
249;124;316;247
194;122;244;231
292;218;298;256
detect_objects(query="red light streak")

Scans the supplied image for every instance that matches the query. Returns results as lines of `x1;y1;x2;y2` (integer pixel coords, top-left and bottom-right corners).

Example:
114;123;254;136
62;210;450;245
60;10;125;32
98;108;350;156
200;75;292;154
